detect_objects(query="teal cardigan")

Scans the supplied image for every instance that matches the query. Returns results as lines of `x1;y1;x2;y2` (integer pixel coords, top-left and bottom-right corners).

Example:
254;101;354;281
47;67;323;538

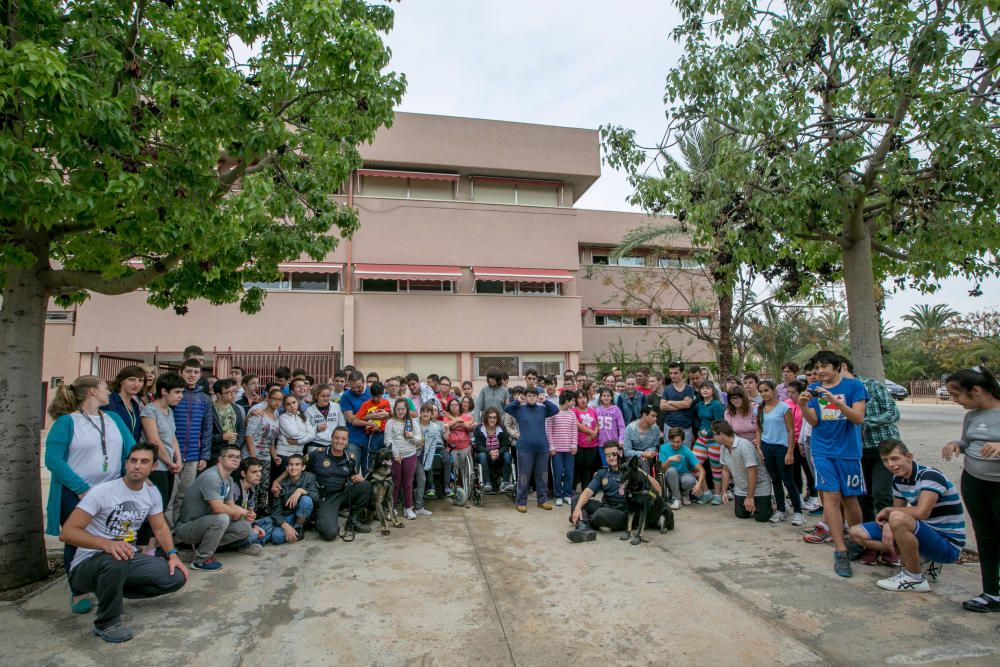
45;412;135;535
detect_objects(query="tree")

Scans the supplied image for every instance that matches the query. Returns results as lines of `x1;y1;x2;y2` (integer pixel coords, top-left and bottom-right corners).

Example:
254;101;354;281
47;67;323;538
0;0;405;589
604;0;1000;378
748;303;811;380
600;122;777;377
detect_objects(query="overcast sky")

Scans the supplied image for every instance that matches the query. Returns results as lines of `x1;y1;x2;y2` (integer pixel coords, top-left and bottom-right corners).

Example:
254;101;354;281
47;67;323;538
383;1;997;326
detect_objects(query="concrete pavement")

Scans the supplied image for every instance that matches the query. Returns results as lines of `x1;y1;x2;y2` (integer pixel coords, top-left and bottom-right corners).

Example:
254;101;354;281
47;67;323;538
6;489;1000;666
10;399;998;666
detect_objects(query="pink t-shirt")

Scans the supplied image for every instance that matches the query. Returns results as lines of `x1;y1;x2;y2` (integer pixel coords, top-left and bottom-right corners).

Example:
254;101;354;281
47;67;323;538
784;399;803;441
725;408;758;442
573;406;599;448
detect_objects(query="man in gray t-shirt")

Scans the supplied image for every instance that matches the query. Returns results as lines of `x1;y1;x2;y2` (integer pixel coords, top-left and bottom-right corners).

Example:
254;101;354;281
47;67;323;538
713;421;774;523
173;445;254;570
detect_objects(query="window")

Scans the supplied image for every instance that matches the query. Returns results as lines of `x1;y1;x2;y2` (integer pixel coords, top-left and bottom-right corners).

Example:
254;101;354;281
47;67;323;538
591;254;644;266
45;311;75;324
359;173;456;201
595;315;648;327
657;256;702;269
475;280;560;296
522;360;563;377
360;278;398;293
476;356;519;377
472;181;516;204
662;314;711;328
246;272;341;292
471;179;562;206
360;279;454;293
291;272;340;292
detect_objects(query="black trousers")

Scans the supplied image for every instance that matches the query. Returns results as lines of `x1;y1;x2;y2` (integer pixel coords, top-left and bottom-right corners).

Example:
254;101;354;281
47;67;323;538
962;471;1000;596
859;447;894;523
316;482;372;541
69;553;185;629
734;494;774;522
575;497;627;531
138;470;175;546
574;447;602;491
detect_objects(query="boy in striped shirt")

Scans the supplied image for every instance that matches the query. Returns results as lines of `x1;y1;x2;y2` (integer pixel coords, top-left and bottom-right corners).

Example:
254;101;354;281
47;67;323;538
849;439;966;592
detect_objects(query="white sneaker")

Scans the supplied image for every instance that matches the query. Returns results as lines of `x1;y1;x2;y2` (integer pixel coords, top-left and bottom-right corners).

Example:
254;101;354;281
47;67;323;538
769;511;787;523
555;498;563;507
725;490;734;500
415;508;432;516
791;512;805;526
669;499;681;510
563;496;573;505
404;508;417;520
877;570;930;592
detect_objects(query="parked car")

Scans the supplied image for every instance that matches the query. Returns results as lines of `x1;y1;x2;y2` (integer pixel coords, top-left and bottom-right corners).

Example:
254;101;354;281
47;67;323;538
883;380;909;400
936;385;952;401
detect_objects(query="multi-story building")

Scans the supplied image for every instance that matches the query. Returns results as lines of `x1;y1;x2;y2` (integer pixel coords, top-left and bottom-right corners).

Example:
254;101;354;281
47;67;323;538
41;112;714;395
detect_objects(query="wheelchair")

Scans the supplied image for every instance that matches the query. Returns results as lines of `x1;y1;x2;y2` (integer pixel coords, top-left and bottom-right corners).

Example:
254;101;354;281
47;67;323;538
451;448;477;507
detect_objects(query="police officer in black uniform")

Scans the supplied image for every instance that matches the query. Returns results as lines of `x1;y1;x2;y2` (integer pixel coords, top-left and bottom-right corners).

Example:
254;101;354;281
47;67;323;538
566;441;629;542
304;425;372;541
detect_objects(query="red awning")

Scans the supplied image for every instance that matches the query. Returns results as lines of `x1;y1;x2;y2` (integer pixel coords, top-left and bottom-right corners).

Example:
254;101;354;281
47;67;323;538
472;266;573;282
277;262;343;274
354;264;463;280
357;169;459;182
594;308;653;316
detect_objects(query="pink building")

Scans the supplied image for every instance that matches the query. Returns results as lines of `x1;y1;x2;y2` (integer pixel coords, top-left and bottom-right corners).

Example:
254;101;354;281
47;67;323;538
41;113;713;393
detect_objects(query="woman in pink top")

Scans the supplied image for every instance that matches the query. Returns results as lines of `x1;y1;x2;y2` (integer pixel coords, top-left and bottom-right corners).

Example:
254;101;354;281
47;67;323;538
595;387;626;467
572;390;600;491
724;386;757;442
444;398;473;498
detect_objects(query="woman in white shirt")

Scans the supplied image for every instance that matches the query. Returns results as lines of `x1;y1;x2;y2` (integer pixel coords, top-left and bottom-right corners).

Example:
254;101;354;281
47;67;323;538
304;383;343;452
275;395;315;477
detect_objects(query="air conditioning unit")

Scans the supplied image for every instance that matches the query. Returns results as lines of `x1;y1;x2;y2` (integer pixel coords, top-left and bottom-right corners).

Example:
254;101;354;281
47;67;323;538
45;311;75;324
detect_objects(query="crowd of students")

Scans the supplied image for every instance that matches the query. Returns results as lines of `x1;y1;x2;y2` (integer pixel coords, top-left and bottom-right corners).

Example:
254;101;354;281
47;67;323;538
44;344;1000;643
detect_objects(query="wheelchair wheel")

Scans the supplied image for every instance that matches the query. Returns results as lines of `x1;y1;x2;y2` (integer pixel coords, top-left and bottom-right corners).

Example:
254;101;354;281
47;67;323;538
473;460;484;506
454;487;467;506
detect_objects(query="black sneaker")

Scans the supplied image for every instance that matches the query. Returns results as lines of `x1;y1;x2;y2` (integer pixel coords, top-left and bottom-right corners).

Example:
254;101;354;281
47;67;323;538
295;525;305;541
93;622;133;643
962;595;1000;613
349;520;371;534
847;542;865;561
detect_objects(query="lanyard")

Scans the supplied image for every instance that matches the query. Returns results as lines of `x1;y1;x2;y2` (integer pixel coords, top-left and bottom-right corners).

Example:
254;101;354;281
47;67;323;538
79;410;108;472
121;397;137;434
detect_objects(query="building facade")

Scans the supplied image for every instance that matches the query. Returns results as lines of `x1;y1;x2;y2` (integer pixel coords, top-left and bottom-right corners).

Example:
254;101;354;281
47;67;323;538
41;112;713;393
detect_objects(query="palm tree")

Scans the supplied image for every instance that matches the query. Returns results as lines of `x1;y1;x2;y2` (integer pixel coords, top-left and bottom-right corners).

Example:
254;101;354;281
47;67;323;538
608;122;766;377
901;304;961;350
750;304;810;379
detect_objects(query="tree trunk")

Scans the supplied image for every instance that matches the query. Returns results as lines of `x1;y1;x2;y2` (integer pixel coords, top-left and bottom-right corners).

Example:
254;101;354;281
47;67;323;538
841;234;886;379
0;266;52;589
716;291;733;378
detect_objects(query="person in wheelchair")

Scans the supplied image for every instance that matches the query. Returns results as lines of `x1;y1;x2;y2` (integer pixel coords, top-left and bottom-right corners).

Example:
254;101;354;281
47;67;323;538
473;407;513;494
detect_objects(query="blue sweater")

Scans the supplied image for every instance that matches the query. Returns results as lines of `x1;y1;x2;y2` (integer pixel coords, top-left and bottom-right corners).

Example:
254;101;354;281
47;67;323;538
101;392;143;444
504;401;558;453
174;385;213;462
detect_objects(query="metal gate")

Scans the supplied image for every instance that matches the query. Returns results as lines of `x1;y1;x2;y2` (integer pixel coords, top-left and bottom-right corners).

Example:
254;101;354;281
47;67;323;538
97;355;146;383
213;350;340;387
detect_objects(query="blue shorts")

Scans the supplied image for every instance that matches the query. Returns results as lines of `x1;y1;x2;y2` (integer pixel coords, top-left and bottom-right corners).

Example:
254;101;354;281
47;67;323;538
859;521;962;564
813;456;865;496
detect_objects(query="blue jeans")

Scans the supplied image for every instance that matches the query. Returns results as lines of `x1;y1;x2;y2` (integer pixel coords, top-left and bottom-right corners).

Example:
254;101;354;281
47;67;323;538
551;451;575;499
516;448;550;505
348;442;368;475
251;517;274;545
476;450;512;487
270;495;315;545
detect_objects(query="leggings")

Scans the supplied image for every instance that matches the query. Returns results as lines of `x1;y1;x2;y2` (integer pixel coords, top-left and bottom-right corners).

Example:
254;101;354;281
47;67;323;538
693;436;722;483
962;471;1000;596
792;444;816;498
391;454;418;509
761;442;801;513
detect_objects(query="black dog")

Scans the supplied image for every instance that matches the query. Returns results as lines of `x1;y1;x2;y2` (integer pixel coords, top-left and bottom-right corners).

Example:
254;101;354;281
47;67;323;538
620;456;675;545
365;449;404;536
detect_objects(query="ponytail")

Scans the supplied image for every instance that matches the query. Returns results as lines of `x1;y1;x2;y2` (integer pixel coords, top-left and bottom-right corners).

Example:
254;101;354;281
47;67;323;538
946;362;1000;400
48;375;102;419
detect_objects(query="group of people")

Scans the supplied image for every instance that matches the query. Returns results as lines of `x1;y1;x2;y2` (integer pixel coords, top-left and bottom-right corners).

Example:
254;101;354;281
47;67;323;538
45;344;1000;643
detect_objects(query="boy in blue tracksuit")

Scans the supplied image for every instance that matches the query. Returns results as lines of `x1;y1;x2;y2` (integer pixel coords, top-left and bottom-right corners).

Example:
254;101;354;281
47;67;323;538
505;387;558;512
171;359;213;522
